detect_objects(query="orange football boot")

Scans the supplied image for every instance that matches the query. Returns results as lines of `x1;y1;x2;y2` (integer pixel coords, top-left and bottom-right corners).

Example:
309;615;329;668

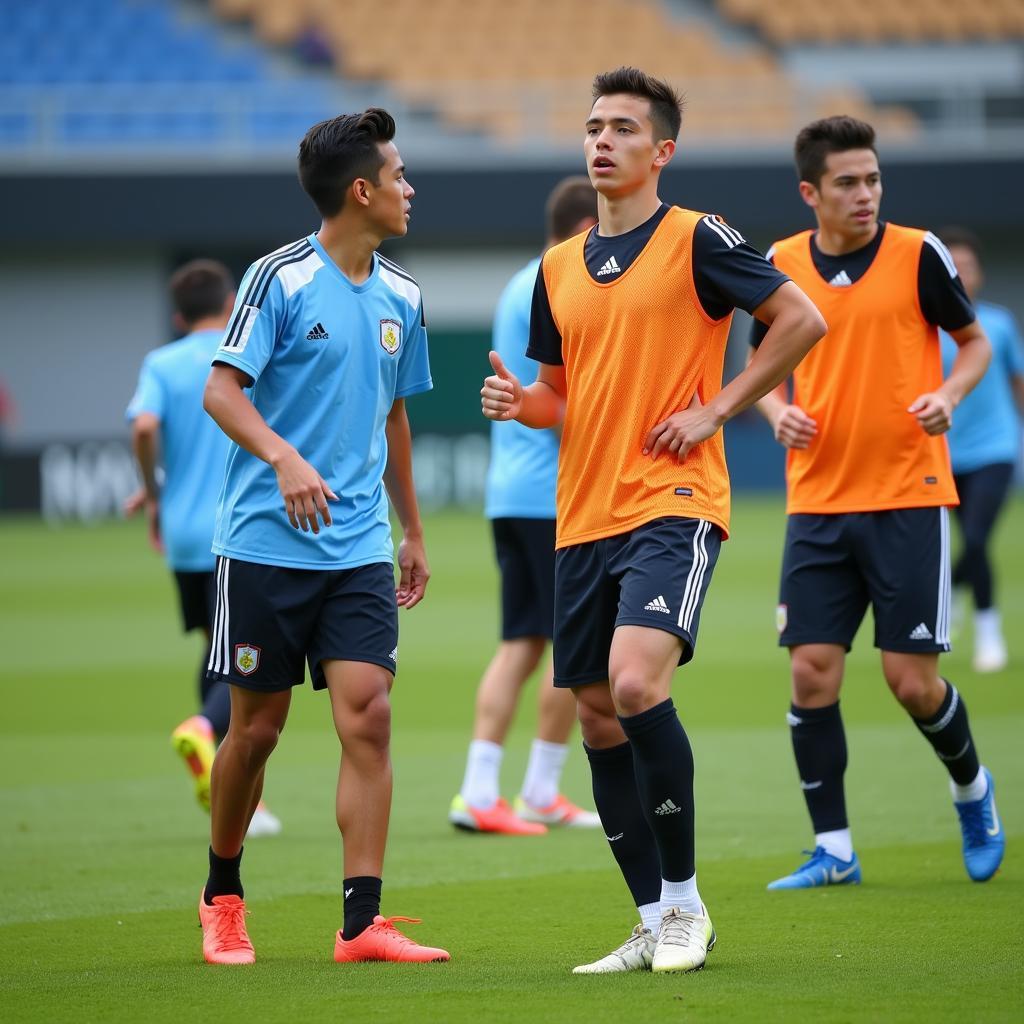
199;893;255;965
172;715;215;811
448;795;547;835
334;916;450;963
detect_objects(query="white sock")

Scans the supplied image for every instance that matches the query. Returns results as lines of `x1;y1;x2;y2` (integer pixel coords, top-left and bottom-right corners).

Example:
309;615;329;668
638;901;661;936
815;828;854;862
974;608;1003;644
519;739;568;808
460;739;503;809
951;766;988;803
660;874;702;917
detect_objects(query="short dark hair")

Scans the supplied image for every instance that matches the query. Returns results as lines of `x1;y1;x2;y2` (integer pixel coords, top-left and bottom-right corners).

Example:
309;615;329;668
938;226;982;260
546;176;598;242
592;67;684;143
298;108;396;218
795;115;877;187
169;259;234;325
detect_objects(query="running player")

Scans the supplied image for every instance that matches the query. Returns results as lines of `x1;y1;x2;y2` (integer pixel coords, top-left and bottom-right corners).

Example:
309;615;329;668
750;116;1004;890
450;176;601;836
481;67;825;974
939;227;1024;673
125;260;281;838
197;109;448;966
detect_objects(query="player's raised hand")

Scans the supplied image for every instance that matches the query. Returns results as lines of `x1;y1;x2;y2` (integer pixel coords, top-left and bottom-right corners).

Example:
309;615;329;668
481;350;523;421
772;404;818;449
643;393;723;462
396;533;430;609
908;391;954;435
272;448;338;533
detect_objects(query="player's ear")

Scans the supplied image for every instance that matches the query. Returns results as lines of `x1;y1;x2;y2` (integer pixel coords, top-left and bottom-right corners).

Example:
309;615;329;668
798;180;819;210
653;138;675;169
351;177;372;209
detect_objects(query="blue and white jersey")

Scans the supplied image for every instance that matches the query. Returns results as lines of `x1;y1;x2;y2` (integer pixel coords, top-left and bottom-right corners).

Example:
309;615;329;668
484;257;558;520
211;234;432;570
941;301;1024;473
125;329;231;572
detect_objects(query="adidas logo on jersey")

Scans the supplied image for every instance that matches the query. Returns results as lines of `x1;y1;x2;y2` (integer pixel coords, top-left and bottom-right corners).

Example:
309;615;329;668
654;799;682;816
644;595;671;614
828;270;853;287
306;322;329;340
596;256;621;276
909;622;934;640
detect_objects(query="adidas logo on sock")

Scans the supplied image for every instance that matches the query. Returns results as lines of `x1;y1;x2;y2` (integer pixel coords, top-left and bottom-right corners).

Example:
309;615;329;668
596;256;621;276
909;622;933;640
306;322;329;340
654;799;681;816
828;269;853;286
644;595;671;614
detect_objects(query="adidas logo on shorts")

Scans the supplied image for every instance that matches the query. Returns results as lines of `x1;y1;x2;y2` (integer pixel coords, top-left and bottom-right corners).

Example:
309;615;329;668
644;595;671;614
654;799;682;816
909;623;933;640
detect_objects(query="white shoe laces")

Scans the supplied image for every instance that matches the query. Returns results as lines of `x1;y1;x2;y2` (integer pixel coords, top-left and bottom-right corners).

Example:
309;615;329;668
659;908;701;949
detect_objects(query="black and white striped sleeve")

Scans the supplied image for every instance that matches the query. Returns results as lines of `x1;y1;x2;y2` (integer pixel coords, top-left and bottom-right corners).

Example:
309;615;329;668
918;232;976;332
693;216;790;321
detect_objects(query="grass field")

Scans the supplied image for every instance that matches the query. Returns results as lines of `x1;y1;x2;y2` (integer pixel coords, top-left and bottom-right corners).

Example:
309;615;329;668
1;497;1022;1023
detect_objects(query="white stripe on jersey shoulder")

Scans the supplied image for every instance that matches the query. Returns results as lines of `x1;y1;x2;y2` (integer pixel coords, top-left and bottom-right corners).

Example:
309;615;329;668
765;244;777;262
923;231;958;278
277;249;324;298
377;255;421;310
701;214;745;248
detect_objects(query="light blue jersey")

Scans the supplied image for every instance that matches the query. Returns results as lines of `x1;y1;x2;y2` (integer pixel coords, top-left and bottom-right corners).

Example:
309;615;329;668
126;329;231;572
211;235;431;570
941;301;1024;473
484;257;558;520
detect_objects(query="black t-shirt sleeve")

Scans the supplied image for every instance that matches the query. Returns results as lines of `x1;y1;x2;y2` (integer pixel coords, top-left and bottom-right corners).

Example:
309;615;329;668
747;246;778;349
524;261;563;366
918;236;975;332
693;217;790;321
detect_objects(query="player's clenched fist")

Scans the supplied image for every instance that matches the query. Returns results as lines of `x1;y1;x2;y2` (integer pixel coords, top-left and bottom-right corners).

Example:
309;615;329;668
908;391;954;435
272;448;338;534
481;350;524;421
772;403;818;449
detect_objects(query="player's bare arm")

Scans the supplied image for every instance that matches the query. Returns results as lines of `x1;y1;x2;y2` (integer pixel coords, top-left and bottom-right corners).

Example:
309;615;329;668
128;411;164;552
384;397;430;609
645;281;825;460
203;363;338;534
481;351;566;429
747;353;818;450
908;321;991;435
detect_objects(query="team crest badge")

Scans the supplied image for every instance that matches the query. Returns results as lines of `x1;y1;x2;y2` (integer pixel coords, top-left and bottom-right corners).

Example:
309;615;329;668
776;603;788;634
379;319;402;355
235;643;261;676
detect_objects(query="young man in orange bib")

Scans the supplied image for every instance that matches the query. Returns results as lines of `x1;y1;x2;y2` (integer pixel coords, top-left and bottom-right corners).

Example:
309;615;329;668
751;116;1004;890
481;67;825;974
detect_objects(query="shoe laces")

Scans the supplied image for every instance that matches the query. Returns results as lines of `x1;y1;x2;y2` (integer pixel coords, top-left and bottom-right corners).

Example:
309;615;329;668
659;909;699;948
373;915;422;945
212;902;251;952
956;800;989;849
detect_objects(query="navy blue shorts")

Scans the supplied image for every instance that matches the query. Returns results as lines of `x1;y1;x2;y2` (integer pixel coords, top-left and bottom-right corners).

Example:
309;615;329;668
174;570;216;633
491;517;555;641
778;507;952;653
205;557;399;692
553;517;722;688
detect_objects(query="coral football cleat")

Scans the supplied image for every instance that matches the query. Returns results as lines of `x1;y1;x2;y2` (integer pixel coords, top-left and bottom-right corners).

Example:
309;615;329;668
448;794;547;835
199;893;255;965
514;794;602;828
334;916;450;963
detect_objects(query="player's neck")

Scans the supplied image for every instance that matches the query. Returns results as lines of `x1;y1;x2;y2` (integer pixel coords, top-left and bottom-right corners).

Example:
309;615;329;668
596;188;663;238
814;220;878;256
186;315;229;334
316;219;381;285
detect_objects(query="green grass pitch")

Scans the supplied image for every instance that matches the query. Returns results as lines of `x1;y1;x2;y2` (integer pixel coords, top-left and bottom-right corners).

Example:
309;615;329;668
1;497;1022;1023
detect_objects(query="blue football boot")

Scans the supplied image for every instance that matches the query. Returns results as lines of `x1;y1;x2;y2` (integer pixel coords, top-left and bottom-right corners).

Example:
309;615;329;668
767;846;862;890
954;768;1005;882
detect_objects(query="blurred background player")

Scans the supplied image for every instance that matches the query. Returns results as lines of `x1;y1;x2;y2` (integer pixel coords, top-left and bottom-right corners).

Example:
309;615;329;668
449;176;601;836
125;259;280;838
752;117;1004;891
483;68;824;975
939;227;1024;673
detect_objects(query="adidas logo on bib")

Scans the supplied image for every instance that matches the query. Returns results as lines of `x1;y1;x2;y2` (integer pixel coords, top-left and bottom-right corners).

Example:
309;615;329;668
644;595;671;614
597;256;621;276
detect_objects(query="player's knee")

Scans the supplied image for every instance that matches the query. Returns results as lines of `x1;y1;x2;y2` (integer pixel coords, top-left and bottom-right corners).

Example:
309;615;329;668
609;672;659;717
575;691;616;745
884;667;940;715
347;690;393;752
790;649;841;703
234;717;283;762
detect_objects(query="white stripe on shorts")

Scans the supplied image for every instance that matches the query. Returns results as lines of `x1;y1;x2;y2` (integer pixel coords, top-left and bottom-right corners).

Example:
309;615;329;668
935;507;951;648
677;520;712;632
207;557;225;674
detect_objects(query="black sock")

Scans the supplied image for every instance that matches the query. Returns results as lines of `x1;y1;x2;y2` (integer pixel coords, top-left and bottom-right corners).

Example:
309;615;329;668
342;876;382;940
789;702;848;833
584;741;661;908
618;699;695;882
204;846;243;904
913;680;980;786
